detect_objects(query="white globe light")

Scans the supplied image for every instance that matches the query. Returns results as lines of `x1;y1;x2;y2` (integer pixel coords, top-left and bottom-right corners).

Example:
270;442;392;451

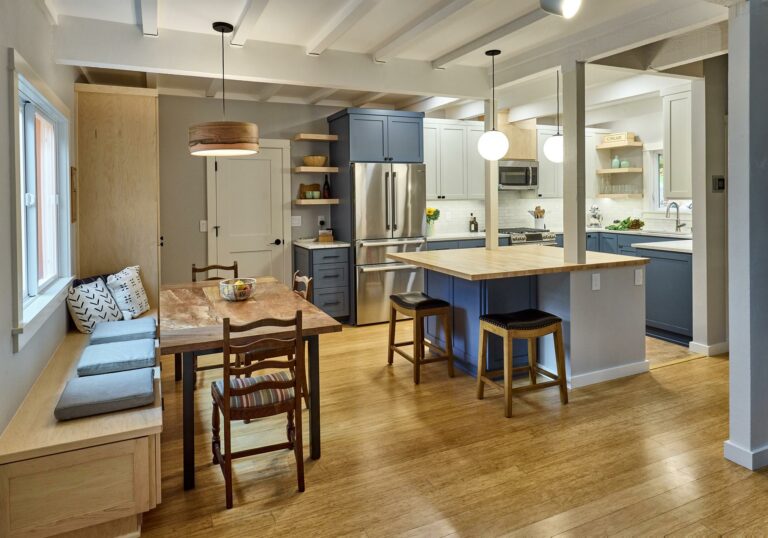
477;130;509;161
562;0;582;19
542;134;564;163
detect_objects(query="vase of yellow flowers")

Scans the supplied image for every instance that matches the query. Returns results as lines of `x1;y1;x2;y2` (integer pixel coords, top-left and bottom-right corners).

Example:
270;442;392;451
425;207;440;237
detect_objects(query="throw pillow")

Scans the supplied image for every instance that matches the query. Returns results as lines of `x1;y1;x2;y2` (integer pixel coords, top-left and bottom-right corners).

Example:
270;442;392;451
67;279;123;333
107;266;150;319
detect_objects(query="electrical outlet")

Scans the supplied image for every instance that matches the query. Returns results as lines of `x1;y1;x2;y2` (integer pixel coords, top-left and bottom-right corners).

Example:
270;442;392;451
591;273;601;291
199;220;207;233
318;215;326;228
635;268;644;286
291;215;302;227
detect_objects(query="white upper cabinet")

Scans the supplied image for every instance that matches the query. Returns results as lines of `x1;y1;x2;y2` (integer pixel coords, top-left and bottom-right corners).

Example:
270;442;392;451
663;89;693;199
424;119;484;201
537;128;562;199
438;125;467;199
423;123;440;200
466;125;485;199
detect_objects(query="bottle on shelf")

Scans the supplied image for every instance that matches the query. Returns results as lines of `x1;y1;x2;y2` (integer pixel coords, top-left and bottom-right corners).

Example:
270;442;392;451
469;213;479;233
322;174;331;199
611;155;621;169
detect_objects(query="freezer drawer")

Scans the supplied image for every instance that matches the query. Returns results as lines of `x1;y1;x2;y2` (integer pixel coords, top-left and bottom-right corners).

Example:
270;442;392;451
355;263;424;325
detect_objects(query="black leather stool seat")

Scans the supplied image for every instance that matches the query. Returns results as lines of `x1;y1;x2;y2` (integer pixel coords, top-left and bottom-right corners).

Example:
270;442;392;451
480;309;562;331
390;292;450;311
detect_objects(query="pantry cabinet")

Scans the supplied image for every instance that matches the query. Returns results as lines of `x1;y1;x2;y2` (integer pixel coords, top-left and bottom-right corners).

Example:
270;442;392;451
423;119;484;201
663;89;693;199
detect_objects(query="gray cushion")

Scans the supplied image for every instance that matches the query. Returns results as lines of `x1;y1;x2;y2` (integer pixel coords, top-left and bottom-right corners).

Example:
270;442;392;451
54;368;155;421
90;317;157;345
77;339;157;377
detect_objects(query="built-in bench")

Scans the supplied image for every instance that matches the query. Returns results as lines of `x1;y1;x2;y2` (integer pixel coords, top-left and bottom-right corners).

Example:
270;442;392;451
0;328;163;537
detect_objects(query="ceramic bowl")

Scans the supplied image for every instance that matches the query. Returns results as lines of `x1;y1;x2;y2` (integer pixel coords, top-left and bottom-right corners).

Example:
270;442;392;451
219;278;257;302
303;155;327;167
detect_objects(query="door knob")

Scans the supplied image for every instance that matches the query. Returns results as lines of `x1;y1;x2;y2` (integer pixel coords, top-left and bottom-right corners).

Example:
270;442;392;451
269;239;282;246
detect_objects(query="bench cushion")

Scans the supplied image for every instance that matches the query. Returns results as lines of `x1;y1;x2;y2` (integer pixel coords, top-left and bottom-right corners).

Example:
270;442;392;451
77;339;157;377
54;368;155;421
90;317;157;345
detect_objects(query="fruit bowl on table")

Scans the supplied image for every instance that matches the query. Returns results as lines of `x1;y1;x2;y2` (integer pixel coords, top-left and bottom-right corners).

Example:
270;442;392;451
219;278;257;302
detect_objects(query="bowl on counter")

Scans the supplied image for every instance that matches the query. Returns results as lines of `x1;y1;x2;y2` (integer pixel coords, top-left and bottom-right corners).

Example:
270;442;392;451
219;278;257;302
303;155;328;167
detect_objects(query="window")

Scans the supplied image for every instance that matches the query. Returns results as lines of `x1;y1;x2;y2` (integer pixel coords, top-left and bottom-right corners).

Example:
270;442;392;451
654;150;665;209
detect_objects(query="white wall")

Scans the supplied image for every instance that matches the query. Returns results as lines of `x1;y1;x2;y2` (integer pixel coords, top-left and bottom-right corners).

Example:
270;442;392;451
0;0;77;430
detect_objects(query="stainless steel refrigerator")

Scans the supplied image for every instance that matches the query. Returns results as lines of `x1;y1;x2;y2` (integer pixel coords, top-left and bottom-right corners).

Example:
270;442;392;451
353;162;426;325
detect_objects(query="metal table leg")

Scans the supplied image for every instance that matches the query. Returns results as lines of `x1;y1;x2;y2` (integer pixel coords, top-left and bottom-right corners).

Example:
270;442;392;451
307;335;321;460
182;351;196;490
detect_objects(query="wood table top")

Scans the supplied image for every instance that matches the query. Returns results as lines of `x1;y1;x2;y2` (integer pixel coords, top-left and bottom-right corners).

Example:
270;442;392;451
159;277;342;354
389;245;649;281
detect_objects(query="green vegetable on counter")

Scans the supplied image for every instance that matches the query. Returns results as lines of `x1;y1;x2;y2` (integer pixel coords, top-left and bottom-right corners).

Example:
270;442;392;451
606;217;645;231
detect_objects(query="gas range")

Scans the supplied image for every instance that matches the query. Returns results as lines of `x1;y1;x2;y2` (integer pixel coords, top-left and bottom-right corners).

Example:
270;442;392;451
499;227;557;245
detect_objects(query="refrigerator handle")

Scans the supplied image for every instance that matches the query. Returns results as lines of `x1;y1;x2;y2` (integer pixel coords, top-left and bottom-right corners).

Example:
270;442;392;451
384;171;390;231
392;171;398;231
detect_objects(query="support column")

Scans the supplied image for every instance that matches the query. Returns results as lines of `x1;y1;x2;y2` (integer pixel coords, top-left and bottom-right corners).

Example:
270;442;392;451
562;61;586;264
725;0;768;470
484;98;499;251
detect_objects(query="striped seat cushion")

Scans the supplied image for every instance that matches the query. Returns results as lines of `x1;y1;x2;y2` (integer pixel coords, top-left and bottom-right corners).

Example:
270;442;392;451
213;371;295;409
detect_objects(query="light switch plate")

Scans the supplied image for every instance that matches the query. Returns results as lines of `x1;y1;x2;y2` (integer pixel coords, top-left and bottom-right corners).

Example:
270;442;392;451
199;220;207;233
291;216;302;227
591;273;601;291
635;268;644;286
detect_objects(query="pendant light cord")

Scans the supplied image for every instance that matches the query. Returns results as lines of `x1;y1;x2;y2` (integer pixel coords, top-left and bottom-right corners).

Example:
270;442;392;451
556;70;560;135
491;54;496;130
220;29;226;119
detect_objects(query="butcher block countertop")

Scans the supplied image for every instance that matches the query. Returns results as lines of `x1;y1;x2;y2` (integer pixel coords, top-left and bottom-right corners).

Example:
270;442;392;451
389;244;648;281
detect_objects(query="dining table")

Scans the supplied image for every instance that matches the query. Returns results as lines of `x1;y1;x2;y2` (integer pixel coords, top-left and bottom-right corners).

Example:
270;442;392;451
159;276;342;490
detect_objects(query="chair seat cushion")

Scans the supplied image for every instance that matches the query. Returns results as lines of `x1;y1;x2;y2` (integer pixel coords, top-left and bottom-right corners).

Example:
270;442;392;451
480;309;562;331
77;339;157;377
390;292;449;311
213;371;295;410
54;368;155;421
90;317;157;345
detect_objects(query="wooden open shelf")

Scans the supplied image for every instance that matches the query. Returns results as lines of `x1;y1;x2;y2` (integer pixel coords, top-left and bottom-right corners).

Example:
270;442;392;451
597;193;643;199
293;198;340;206
294;133;339;142
294;166;339;173
597;168;643;175
596;141;644;150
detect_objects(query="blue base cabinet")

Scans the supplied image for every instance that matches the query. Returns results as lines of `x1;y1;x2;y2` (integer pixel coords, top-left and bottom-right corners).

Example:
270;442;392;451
636;248;692;344
293;246;351;319
427;237;509;251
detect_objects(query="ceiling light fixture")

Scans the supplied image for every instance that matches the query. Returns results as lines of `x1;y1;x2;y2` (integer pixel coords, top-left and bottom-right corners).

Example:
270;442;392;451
540;0;582;19
542;70;564;163
189;22;259;157
477;49;509;161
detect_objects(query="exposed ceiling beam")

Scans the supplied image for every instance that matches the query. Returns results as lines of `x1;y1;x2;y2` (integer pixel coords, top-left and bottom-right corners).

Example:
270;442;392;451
354;91;387;106
306;0;380;56
54;16;489;99
372;0;475;63
78;66;94;84
258;83;283;102
145;72;158;88
431;9;548;69
396;95;430;109
37;0;58;25
231;0;270;47
205;78;220;98
307;88;338;104
442;100;485;120
400;96;459;113
139;0;159;37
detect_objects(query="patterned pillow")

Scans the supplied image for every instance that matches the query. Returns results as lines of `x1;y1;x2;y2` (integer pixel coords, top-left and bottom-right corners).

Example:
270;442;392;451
67;279;123;333
107;266;150;319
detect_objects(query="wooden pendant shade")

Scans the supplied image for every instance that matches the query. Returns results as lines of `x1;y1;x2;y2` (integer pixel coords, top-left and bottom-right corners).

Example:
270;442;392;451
189;121;259;156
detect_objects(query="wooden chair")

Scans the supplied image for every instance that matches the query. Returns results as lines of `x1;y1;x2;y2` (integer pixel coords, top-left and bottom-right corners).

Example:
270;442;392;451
293;270;313;301
211;312;305;509
387;292;454;384
476;309;568;418
174;262;239;382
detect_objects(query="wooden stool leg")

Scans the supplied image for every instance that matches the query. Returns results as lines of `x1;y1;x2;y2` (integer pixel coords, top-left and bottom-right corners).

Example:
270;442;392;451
387;306;396;365
528;337;538;385
413;314;423;385
443;310;454;378
477;326;488;399
174;353;182;381
554;325;568;404
503;333;513;418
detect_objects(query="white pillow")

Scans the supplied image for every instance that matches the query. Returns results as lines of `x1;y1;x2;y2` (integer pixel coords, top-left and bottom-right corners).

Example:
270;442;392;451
67;279;123;333
107;266;150;319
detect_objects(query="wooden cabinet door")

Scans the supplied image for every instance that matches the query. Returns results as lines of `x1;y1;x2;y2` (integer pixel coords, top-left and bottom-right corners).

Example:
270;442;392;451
641;249;693;336
466;126;485;200
387;116;423;162
423;123;440;200
537;129;562;198
663;91;693;199
438;125;467;200
349;114;387;162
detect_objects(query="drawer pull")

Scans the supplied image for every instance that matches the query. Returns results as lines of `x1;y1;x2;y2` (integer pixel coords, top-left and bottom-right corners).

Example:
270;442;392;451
324;274;340;278
322;301;341;306
322;255;340;259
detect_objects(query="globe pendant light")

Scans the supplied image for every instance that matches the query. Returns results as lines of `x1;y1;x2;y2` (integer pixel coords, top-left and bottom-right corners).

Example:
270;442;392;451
540;0;582;19
477;49;509;161
189;22;259;156
542;70;564;163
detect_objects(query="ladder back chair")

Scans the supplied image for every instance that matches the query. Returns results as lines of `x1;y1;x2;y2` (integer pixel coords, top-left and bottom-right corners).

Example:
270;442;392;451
211;312;306;509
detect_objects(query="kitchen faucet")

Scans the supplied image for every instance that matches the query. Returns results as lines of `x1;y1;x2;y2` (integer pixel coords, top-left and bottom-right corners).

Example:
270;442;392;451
666;201;686;232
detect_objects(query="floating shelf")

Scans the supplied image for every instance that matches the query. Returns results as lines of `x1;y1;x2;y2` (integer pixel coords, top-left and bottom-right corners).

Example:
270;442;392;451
597;193;643;199
597;168;643;175
294;133;339;142
293;198;340;206
596;141;644;150
294;166;339;173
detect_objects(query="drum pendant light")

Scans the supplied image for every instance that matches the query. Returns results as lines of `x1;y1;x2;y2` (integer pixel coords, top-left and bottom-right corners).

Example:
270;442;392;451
542;70;564;164
189;22;259;156
477;49;509;161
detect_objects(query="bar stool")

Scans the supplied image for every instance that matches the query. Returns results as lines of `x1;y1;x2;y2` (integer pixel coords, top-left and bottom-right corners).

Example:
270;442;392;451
387;292;454;384
477;309;568;417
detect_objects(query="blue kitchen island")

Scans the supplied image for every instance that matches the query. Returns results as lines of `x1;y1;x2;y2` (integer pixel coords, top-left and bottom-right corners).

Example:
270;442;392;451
390;245;651;388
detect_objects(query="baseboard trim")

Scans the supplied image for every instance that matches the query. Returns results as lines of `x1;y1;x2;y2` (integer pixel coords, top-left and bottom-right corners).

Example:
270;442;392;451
569;360;650;389
689;340;729;356
724;440;768;470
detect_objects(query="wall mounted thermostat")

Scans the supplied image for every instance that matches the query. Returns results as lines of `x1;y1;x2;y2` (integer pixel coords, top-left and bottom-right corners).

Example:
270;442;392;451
712;175;726;193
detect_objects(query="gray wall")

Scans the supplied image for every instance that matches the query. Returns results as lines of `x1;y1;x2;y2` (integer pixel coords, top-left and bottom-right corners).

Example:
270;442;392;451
159;95;341;284
0;0;77;430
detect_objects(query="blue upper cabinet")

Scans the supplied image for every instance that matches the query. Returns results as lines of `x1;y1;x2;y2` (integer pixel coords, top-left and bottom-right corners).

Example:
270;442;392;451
329;108;424;163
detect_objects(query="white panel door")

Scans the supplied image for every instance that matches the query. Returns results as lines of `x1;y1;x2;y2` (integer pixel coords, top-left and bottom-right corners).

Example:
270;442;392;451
466;126;485;200
438;125;467;199
664;91;693;199
209;147;288;283
423;123;440;200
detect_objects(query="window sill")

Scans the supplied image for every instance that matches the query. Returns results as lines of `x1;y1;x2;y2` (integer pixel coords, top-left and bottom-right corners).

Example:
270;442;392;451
13;276;73;352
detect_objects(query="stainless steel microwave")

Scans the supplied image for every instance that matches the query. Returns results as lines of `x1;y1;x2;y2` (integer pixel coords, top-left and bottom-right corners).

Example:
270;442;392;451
498;160;538;190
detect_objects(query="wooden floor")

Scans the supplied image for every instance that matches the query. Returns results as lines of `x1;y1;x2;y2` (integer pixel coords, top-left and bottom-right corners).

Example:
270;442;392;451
143;322;768;537
646;337;704;369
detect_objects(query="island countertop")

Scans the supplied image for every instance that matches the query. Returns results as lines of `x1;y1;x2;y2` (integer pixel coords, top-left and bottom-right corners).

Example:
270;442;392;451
389;244;648;281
